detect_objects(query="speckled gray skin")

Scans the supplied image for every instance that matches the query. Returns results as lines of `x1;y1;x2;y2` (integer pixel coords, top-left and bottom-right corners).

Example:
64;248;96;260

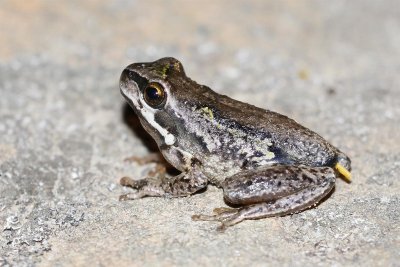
119;57;351;230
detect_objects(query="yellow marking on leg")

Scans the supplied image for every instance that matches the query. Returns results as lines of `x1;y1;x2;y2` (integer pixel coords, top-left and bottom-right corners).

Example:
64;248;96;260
335;163;352;182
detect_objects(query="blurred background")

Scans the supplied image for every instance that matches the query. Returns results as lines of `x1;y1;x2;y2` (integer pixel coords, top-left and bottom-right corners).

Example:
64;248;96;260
2;1;398;79
1;1;399;266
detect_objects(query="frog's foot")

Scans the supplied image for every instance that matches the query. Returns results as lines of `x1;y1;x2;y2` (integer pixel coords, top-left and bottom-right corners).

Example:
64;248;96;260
119;164;208;200
213;207;238;215
119;176;165;200
192;207;241;232
192;207;238;221
193;165;336;231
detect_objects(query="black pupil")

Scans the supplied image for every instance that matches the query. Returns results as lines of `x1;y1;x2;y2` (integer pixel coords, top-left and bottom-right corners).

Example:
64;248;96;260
146;86;160;100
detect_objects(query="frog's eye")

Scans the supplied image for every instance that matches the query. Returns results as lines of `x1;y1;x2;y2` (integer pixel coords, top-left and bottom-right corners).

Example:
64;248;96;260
143;82;166;108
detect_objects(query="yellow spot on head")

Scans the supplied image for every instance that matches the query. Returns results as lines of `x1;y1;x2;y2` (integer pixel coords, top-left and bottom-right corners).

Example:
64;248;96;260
335;163;352;182
155;64;170;78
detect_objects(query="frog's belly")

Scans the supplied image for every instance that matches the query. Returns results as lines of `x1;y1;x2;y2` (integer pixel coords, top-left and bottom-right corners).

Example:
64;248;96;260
162;146;240;185
161;145;276;186
201;152;283;186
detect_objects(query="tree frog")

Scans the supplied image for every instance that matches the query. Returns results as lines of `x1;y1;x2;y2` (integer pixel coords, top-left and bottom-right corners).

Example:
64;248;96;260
119;57;351;231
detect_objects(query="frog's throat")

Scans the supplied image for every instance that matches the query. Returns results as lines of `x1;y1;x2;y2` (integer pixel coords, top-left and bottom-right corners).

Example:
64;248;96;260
140;107;176;146
335;163;352;182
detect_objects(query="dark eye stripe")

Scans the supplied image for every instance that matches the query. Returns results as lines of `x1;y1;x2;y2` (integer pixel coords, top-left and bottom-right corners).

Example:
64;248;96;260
125;69;149;91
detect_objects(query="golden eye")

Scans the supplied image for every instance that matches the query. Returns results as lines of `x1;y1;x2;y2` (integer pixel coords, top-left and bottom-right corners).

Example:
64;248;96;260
143;82;166;108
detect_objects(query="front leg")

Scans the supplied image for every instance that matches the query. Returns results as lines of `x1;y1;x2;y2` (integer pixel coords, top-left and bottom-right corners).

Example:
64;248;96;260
119;164;208;200
192;165;336;231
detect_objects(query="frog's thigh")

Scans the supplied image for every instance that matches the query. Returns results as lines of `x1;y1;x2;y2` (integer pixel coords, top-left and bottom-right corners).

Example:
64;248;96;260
212;165;335;229
193;166;335;220
223;165;335;206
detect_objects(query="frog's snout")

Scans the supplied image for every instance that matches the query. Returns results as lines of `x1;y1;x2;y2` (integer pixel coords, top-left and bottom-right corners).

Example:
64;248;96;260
119;67;141;97
119;68;132;100
120;68;130;85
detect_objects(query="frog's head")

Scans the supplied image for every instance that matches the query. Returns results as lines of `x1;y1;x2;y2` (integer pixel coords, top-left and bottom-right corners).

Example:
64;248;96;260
120;57;193;148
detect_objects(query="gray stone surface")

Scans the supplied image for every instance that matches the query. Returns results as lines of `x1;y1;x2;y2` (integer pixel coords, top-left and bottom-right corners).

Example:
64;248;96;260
0;1;399;266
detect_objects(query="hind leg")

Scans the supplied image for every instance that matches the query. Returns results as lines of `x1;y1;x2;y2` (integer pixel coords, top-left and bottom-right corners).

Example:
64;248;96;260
192;165;336;231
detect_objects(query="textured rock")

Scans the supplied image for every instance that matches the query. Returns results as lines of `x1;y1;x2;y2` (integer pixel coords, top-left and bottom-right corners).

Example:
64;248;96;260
0;1;399;266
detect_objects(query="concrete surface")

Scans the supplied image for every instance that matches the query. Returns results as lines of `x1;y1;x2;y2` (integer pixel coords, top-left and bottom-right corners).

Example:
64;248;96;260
0;1;399;266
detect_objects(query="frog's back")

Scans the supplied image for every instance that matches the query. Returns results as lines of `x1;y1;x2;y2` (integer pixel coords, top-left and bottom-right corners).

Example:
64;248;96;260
217;91;339;166
173;81;339;169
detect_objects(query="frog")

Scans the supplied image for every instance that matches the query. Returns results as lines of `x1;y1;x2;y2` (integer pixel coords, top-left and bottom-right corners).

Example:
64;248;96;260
119;57;352;231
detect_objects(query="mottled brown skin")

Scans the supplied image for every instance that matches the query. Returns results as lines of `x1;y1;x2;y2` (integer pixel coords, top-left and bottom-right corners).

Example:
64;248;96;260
119;57;351;231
